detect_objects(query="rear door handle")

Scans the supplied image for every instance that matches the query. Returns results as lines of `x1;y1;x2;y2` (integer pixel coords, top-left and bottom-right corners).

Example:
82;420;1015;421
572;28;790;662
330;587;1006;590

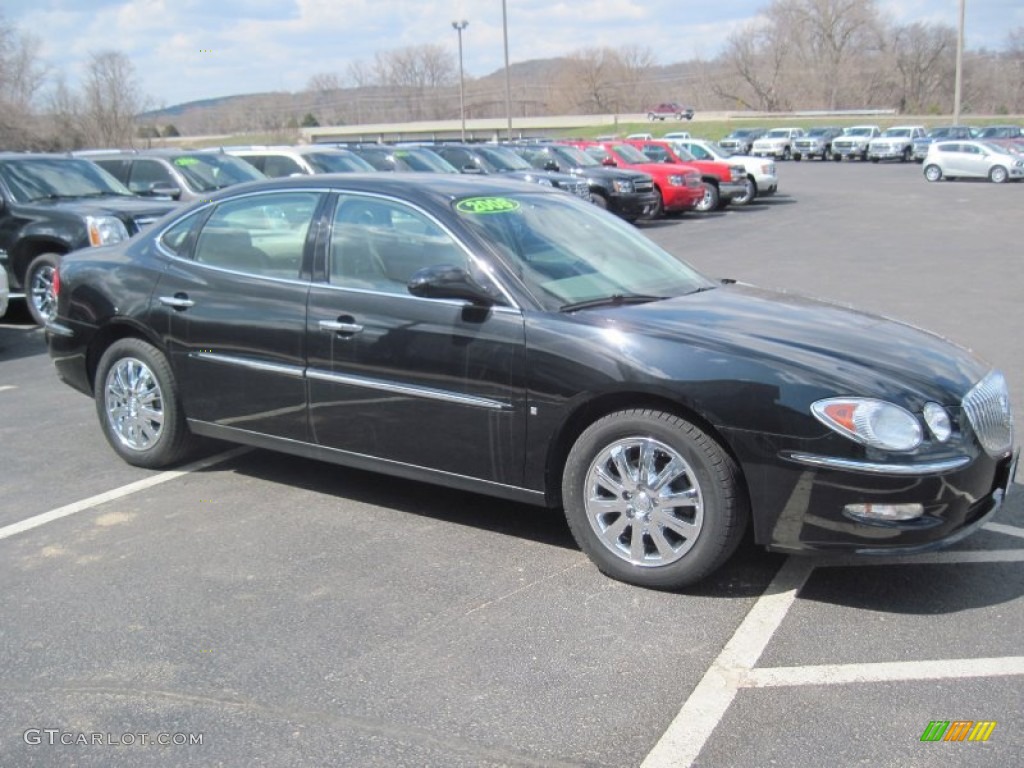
159;294;195;310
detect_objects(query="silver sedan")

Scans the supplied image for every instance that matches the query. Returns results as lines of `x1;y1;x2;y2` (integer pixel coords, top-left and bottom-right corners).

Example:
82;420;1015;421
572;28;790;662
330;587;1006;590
923;140;1024;183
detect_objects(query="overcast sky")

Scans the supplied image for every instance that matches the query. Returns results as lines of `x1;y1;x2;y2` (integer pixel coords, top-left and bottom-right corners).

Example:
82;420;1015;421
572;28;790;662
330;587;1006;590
4;0;1022;107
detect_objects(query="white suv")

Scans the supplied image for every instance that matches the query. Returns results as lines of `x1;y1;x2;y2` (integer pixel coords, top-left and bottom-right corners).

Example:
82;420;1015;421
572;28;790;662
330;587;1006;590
867;126;928;163
750;128;806;160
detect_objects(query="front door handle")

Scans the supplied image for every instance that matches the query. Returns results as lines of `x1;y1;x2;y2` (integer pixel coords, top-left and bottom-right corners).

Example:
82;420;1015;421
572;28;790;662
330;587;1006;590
159;293;195;310
319;319;364;335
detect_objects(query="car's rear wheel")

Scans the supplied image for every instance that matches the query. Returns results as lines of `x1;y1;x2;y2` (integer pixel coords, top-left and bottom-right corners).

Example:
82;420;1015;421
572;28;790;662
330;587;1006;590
694;182;719;213
95;338;197;468
25;253;61;327
924;164;943;182
989;165;1009;184
562;409;747;590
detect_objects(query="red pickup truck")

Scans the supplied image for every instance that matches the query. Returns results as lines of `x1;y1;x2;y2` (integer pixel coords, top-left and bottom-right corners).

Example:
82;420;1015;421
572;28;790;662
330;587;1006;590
561;141;705;217
622;139;751;211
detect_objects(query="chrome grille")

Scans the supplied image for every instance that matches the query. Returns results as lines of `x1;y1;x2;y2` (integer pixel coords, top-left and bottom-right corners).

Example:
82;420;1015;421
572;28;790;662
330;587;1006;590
963;370;1014;457
633;179;654;194
566;180;591;200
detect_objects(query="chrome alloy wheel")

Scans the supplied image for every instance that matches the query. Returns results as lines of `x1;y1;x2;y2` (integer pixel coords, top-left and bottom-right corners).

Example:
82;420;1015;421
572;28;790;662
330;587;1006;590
584;437;704;567
104;357;165;450
30;264;57;323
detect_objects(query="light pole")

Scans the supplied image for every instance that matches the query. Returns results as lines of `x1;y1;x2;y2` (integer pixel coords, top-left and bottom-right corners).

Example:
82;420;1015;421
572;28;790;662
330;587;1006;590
502;0;512;141
452;20;468;141
953;0;965;123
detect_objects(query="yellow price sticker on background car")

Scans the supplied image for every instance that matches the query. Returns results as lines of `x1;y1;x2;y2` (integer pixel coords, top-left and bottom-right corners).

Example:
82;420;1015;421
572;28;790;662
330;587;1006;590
456;197;520;214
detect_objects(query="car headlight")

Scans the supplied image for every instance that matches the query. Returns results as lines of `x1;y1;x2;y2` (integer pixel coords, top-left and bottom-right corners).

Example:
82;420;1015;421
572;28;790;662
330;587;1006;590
667;174;684;186
612;180;634;193
86;215;129;247
922;402;952;442
811;398;923;452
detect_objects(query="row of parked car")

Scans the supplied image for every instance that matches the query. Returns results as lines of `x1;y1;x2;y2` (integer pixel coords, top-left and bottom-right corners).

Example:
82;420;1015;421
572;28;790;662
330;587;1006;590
0;138;781;324
717;124;1024;163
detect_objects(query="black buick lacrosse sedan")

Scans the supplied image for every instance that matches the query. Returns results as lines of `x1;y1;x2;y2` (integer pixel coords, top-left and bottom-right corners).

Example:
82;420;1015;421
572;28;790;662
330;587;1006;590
46;174;1017;589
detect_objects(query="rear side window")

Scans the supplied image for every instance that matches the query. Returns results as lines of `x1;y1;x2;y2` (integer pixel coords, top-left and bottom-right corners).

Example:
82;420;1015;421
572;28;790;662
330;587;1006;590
159;212;203;257
92;158;131;184
193;192;321;279
261;155;306;178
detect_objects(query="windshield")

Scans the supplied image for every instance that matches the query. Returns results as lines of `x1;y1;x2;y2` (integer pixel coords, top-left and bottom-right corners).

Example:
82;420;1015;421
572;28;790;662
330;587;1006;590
173;154;263;191
395;148;459;173
454;193;712;310
881;128;912;137
550;145;599;167
763;129;790;138
845;128;876;137
726;129;759;138
977;127;1015;138
306;152;375;173
607;144;650;163
0;157;133;203
478;146;533;171
806;128;832;137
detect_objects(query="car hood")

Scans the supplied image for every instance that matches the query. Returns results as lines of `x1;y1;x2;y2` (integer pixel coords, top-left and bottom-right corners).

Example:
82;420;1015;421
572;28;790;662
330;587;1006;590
21;196;178;219
574;284;988;406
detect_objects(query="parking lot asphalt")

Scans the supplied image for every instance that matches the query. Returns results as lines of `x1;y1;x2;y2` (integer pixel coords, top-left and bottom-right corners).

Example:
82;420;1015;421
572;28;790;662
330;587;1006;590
1;159;1022;767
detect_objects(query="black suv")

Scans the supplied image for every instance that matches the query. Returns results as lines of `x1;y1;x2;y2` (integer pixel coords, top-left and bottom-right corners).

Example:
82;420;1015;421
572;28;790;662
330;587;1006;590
429;143;592;201
0;153;177;325
509;143;657;221
76;149;264;203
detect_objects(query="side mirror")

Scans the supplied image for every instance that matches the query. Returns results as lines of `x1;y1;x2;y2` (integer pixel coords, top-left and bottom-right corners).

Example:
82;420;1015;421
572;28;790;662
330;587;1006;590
407;264;495;306
543;160;560;172
149;183;181;200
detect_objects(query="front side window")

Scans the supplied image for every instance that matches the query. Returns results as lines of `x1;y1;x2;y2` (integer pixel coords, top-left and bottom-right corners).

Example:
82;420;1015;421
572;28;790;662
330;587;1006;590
329;196;470;294
193;192;320;278
128;160;175;194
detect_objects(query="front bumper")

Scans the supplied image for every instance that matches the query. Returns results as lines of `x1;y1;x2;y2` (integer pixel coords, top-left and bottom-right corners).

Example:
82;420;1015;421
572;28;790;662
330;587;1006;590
752;146;789;158
868;146;909;159
724;424;1018;555
608;190;659;218
661;185;705;212
833;145;868;157
719;180;749;200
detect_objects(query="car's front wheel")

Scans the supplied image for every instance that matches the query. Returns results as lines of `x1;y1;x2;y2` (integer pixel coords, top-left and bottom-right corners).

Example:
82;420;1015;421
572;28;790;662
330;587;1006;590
989;165;1009;183
924;164;943;182
95;338;197;468
562;409;748;590
731;177;756;206
694;182;719;213
25;253;61;326
648;187;664;219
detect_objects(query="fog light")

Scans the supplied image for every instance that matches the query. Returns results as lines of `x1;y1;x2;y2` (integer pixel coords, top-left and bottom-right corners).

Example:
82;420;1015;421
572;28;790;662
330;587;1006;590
844;503;924;522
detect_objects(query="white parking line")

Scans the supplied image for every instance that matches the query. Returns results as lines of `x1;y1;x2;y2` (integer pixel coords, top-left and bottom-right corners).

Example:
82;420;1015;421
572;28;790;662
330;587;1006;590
0;447;250;543
984;522;1024;540
640;557;815;768
745;656;1024;688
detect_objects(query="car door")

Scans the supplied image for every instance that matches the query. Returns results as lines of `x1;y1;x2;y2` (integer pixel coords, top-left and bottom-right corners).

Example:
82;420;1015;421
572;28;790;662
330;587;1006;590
305;192;528;486
151;189;326;440
958;144;987;177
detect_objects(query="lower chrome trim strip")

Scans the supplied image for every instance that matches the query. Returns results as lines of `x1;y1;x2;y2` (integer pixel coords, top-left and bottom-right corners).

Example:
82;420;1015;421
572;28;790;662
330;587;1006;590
306;368;511;411
786;452;971;476
190;352;306;378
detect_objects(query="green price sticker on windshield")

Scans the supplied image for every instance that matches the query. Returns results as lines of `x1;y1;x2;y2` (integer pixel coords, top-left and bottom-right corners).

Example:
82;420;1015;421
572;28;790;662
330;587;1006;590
174;157;199;166
456;197;520;215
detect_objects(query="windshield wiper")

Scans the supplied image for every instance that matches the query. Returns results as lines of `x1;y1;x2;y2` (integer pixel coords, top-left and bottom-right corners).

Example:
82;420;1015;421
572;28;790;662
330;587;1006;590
559;293;666;312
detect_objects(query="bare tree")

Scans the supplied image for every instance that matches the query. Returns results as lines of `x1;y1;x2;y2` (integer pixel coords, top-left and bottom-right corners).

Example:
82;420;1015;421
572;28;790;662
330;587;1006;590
0;16;48;148
886;22;956;113
715;20;794;111
81;50;149;147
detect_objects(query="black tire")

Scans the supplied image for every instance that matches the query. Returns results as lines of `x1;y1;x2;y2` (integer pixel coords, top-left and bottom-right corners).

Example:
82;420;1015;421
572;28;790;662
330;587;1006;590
731;177;756;206
901;147;911;163
832;154;842;162
591;191;610;211
648;187;664;219
792;153;802;161
94;338;198;468
561;409;748;590
694;182;719;213
870;157;879;163
782;146;791;161
25;252;61;327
